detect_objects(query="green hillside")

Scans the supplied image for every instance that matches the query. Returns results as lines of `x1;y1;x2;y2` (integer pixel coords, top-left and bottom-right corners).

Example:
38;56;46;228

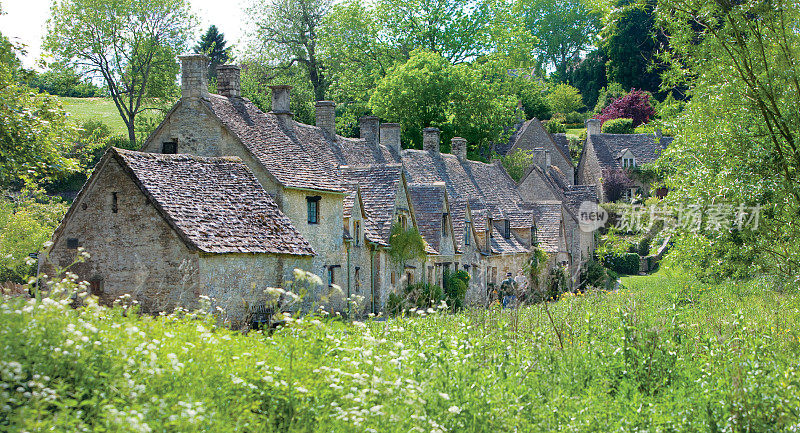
59;97;128;136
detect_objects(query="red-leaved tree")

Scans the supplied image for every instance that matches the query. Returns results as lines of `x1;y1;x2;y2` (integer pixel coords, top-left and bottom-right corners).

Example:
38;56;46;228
594;89;655;127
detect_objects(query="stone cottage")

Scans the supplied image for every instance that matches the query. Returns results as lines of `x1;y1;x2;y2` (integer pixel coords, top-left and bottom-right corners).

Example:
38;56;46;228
501;118;575;185
44;148;314;320
577;119;674;202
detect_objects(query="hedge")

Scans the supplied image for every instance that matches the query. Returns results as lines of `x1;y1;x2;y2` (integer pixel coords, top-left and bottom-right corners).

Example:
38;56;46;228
603;252;640;275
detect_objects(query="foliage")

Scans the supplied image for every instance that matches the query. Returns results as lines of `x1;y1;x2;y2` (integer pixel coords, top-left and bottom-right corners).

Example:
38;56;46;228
500;148;535;182
544;119;566;134
595;89;655;127
565;48;607;108
27;68;104;98
400;281;445;310
194;25;234;81
603;252;640;275
4;268;800;430
580;259;608;289
592;82;627;114
517;79;551;120
601;117;634;134
601;169;634;203
517;0;602;79
655;0;800;282
545;83;584;115
44;0;193;147
443;269;469;311
0;39;79;188
523;247;549;293
387;222;426;273
0;190;68;283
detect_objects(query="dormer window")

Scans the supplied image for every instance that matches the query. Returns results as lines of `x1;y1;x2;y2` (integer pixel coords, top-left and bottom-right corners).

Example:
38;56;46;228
504;220;511;239
622;157;635;168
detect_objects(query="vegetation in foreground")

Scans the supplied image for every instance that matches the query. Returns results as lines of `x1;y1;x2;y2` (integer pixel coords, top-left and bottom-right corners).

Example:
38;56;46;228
2;269;799;432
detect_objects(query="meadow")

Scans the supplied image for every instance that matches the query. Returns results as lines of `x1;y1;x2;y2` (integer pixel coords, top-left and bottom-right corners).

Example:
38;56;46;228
1;269;799;432
59;97;128;135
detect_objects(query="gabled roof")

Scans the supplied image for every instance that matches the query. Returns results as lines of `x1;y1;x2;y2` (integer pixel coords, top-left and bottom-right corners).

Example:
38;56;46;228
407;183;448;254
449;198;471;253
339;164;404;245
551;133;572;159
490;227;529;255
204;95;344;193
523;201;562;253
501;118;573;167
589;133;673;170
56;148;315;256
563;185;598;217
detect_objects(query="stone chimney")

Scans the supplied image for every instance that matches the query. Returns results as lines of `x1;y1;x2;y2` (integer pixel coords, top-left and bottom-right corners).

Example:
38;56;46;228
586;118;602;136
545;150;551;167
269;85;293;125
216;64;241;98
179;54;209;100
451;137;467;159
380;123;401;154
533;148;546;170
359;116;380;146
423;127;440;153
316;100;335;139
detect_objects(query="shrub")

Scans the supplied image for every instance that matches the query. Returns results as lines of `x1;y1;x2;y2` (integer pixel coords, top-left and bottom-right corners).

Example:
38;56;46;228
443;269;469;311
601;169;634;202
593;82;627;113
544;120;566;134
638;237;652;257
603;252;640;275
546;83;585;115
564;111;587;125
601;118;634;134
581;260;608;289
594;89;655;127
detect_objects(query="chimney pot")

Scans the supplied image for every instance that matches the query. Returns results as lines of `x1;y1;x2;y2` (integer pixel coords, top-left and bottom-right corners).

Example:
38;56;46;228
316;100;336;139
359;116;380;146
451;137;467;159
179;54;210;100
586;118;602;136
423;127;440;153
269;85;293;126
216;64;241;98
380;123;402;154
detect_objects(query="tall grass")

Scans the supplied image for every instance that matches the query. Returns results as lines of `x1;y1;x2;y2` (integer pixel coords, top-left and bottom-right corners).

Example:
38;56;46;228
2;269;799;431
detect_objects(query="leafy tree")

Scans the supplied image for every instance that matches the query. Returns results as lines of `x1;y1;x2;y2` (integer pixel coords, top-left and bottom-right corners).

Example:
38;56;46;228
601;168;633;202
501;148;535;182
388;222;427;278
595;89;655;127
656;0;800;281
44;0;192;148
518;0;602;79
377;0;492;64
546;83;584;115
194;25;233;81
517;79;552;120
27;67;103;97
592;82;627;113
602;0;665;95
248;0;331;101
601;117;634;134
565;48;607;108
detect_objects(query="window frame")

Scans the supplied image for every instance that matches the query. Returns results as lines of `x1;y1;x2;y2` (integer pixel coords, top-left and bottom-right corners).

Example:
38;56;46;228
441;213;448;237
504;220;511;239
465;221;471;246
162;141;177;154
354;220;361;246
622;157;636;168
306;196;321;224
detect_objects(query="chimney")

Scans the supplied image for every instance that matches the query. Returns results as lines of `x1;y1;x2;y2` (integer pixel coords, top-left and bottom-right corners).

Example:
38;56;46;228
316;100;335;139
533;148;546;170
179;54;209;100
380;123;401;154
451;137;467;159
269;85;293;125
216;64;241;98
586;118;602;136
423;127;440;153
545;150;551;167
359;116;380;146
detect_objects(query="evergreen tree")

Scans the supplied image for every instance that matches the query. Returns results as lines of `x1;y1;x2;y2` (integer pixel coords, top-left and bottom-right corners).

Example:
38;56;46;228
194;25;233;80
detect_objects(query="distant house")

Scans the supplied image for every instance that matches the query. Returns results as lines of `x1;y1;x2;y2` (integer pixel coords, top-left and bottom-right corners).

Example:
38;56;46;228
577;119;673;202
500;118;575;185
44;148;314;321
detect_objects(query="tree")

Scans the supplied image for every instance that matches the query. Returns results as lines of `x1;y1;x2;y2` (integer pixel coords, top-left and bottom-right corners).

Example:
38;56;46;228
518;0;602;79
594;89;655;127
655;0;800;281
388;222;427;279
45;0;193;148
565;48;607;108
546;83;584;115
377;0;492;64
194;25;233;81
249;0;331;101
501;149;535;182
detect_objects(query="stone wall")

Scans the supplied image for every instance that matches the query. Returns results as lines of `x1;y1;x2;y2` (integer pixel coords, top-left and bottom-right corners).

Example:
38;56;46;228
43;158;201;313
576;138;605;201
517;169;560;202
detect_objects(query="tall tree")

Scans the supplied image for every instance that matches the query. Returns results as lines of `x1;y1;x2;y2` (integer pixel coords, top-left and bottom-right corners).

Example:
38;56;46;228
45;0;193;148
518;0;602;79
248;0;331;101
194;25;233;81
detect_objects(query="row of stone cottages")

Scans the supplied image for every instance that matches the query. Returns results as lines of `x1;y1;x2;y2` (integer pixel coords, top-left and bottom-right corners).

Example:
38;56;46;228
43;54;670;321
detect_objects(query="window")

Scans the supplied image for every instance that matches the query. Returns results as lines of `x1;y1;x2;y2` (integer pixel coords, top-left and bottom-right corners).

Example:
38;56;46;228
622;157;635;168
354;221;361;246
398;214;407;230
441;214;448;236
162;141;177;154
354;267;361;292
504;220;511;239
307;196;321;224
111;192;118;213
391;272;396;286
465;221;471;245
327;266;335;286
66;238;80;249
532;224;539;246
89;278;104;296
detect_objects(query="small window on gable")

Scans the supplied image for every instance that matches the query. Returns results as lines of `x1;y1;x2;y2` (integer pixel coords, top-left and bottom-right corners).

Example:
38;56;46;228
504;220;511;239
465;221;471;246
398;214;407;230
307;196;321;224
622;157;635;168
532;224;539;246
441;214;448;236
111;192;118;213
354;267;361;292
354;220;361;246
67;238;80;249
327;266;335;286
162;141;177;154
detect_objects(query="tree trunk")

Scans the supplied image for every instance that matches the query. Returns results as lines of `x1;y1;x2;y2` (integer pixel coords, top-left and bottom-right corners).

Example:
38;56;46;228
127;119;137;149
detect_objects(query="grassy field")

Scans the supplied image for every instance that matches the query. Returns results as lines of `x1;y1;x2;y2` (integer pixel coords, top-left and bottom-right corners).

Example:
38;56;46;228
2;269;799;431
566;127;585;137
59;97;128;135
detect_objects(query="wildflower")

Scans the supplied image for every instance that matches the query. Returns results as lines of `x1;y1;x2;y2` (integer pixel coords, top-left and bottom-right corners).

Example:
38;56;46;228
438;392;450;400
448;406;462;414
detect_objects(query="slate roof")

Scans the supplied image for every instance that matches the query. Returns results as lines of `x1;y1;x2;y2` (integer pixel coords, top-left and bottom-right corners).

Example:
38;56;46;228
590;133;673;170
552;133;572;158
563;185;598;217
490;227;529;255
112;148;314;255
523;201;562;253
204;95;344;193
407;183;447;254
501;119;572;167
449;199;469;252
339;164;404;245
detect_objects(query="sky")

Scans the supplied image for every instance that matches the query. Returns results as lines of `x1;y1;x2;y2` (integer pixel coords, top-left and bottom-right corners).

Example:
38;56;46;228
0;0;249;69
